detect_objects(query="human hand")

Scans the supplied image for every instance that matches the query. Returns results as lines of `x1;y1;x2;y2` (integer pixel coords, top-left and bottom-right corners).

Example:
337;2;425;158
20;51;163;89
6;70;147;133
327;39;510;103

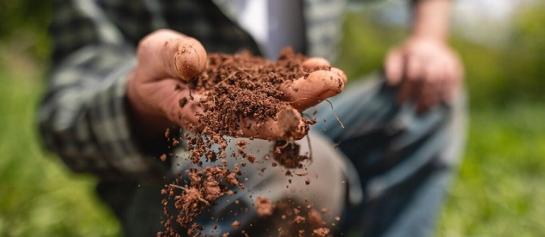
385;36;463;112
127;29;346;140
243;57;347;140
127;29;207;139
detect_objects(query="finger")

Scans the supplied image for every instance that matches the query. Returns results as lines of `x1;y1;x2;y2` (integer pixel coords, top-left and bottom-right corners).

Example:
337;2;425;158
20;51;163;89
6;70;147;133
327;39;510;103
436;60;453;104
405;54;424;82
452;57;464;99
385;49;403;85
397;79;419;104
156;81;307;140
436;62;451;104
302;57;331;71
444;58;463;103
280;68;347;110
417;65;442;112
239;106;307;140
137;29;207;81
400;53;431;105
140;79;205;128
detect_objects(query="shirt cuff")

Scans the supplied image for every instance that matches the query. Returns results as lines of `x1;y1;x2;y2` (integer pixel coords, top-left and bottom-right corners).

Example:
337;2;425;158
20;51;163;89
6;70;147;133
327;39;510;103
88;60;171;180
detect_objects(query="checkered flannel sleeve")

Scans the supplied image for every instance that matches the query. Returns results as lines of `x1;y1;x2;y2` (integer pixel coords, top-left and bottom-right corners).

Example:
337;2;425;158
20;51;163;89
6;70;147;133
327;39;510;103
38;0;169;180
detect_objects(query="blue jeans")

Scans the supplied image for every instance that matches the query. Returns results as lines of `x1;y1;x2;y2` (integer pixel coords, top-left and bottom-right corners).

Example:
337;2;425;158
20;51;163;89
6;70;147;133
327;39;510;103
96;74;466;237
312;73;467;237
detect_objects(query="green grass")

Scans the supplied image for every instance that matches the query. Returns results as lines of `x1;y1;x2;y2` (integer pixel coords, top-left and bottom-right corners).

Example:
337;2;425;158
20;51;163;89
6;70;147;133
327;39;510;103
0;52;119;237
438;103;545;236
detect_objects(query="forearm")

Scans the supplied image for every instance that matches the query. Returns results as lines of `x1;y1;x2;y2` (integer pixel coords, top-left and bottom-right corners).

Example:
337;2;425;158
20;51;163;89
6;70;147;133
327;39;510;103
385;0;463;109
410;0;453;41
39;46;170;180
41;0;171;180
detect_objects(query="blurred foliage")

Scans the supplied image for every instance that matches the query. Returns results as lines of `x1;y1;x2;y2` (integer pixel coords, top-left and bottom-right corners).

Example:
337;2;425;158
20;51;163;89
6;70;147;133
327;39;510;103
339;2;545;108
337;13;403;80
455;1;545;106
438;103;545;236
500;2;545;102
0;0;51;61
0;1;545;237
0;49;119;236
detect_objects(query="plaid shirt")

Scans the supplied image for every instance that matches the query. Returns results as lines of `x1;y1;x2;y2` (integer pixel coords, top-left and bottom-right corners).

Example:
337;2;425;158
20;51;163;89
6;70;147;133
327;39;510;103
38;0;348;180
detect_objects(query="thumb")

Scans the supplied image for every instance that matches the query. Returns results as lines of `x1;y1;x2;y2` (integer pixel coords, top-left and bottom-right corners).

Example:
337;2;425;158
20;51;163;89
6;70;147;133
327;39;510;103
385;49;403;86
137;29;207;81
280;68;347;111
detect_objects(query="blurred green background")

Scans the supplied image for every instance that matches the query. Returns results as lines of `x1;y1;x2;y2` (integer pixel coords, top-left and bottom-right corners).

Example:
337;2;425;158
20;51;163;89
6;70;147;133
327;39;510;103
1;1;544;236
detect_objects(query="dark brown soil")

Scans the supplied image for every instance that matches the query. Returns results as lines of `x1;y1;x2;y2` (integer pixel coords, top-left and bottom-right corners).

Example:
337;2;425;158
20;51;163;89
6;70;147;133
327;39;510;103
272;141;309;169
191;48;311;138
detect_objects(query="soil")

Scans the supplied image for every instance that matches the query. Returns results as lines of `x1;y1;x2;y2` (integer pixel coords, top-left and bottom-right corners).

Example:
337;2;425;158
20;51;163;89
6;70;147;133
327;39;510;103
255;196;273;217
269;200;333;237
272;140;309;169
190;48;313;138
157;48;336;237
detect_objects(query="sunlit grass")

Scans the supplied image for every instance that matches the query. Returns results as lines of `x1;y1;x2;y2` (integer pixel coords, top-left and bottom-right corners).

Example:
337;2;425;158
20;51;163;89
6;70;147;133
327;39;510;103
438;104;545;237
0;54;120;237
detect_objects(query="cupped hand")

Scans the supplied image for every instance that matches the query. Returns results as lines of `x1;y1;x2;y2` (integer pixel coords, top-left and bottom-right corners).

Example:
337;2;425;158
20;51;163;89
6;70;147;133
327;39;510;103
127;29;207;138
127;29;347;140
240;58;347;140
385;36;463;112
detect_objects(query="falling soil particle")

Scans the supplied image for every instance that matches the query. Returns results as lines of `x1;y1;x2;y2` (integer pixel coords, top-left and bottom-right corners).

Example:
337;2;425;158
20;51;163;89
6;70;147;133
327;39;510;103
273;140;310;169
231;220;240;229
312;227;330;237
255;196;274;217
158;48;336;237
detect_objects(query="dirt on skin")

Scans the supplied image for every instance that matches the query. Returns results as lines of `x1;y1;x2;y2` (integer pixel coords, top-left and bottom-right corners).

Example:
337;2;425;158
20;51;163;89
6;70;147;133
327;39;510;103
158;49;336;237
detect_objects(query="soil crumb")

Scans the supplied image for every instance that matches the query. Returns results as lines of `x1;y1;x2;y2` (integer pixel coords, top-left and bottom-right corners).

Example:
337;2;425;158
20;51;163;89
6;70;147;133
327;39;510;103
273;140;309;169
255;196;274;217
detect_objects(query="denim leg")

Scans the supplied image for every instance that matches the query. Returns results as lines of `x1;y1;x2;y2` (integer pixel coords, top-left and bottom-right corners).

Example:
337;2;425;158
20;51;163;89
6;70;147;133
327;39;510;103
311;73;467;237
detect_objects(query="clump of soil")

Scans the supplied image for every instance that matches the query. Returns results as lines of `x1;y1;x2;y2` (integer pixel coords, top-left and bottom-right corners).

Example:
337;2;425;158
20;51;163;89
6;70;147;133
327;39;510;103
273;140;309;169
158;166;242;237
191;48;313;137
183;48;319;166
158;48;335;237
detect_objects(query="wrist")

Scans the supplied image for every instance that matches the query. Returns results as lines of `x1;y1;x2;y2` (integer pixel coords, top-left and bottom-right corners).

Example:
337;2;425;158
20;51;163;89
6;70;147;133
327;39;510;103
407;34;448;46
410;25;448;43
410;0;451;44
127;71;172;141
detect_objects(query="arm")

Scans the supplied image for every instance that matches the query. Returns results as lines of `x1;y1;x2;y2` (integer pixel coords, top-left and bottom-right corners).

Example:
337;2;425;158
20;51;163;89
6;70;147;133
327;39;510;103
38;0;168;180
385;0;463;111
39;0;346;181
411;0;450;41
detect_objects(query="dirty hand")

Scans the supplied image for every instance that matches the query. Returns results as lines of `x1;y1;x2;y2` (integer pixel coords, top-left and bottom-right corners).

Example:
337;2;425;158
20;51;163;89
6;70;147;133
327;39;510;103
127;29;347;140
385;36;463;112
